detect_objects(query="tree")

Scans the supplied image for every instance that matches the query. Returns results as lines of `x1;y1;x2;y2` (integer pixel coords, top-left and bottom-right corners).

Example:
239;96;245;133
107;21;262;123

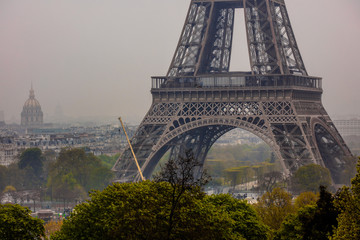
0;204;45;239
2;163;26;191
47;148;113;202
51;181;235;240
275;204;317;240
97;153;120;169
44;219;63;238
294;191;318;209
312;186;339;238
331;157;360;240
18;148;44;176
48;172;87;204
258;171;283;193
207;194;269;240
255;187;294;231
18;148;46;190
154;149;210;239
291;164;332;194
275;186;339;240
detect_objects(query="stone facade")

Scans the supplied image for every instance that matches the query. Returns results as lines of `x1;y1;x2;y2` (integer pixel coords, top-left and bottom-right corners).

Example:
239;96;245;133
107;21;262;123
0;136;18;166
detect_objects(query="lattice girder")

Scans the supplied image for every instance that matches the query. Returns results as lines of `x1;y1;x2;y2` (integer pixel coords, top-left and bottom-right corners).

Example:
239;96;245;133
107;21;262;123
167;0;307;77
113;96;352;184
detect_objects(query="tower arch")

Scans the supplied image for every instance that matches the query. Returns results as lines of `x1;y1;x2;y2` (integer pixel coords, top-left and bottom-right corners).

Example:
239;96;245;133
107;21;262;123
140;118;285;180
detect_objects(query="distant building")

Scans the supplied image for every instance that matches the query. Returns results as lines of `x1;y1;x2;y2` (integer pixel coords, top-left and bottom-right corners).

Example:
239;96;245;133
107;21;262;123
21;86;43;128
0;136;18;166
0;111;5;127
334;119;360;137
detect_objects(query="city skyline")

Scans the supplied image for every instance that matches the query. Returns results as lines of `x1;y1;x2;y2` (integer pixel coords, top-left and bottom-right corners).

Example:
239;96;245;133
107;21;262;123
1;0;360;124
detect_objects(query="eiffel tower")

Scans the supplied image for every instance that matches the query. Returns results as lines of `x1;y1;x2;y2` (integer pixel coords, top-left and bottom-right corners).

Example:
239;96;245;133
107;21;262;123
113;0;352;184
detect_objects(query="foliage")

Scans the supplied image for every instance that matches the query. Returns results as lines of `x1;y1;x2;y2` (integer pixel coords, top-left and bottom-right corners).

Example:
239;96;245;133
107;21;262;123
291;164;332;194
51;147;269;240
255;187;294;231
3;185;16;193
258;171;283;192
51;181;236;240
10;148;47;189
294;191;318;209
154;149;211;239
331;157;360;240
47;148;113;202
18;148;44;176
314;186;339;236
1;148;113;203
42;149;57;181
0;148;54;192
97;153;120;169
44;219;63;238
275;186;338;240
207;194;269;240
48;172;87;203
0;204;45;239
1;163;27;191
275;204;317;240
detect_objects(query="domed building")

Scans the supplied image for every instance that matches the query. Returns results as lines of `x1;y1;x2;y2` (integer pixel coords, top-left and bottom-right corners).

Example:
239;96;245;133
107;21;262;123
21;86;43;127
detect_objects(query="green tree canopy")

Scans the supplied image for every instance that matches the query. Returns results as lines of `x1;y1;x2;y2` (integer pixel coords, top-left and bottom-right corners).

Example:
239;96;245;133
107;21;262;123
332;157;360;240
18;148;44;176
255;187;294;231
291;164;332;193
97;153;120;169
275;204;317;240
47;148;113;202
207;194;269;240
294;191;318;209
52;181;270;240
52;181;238;240
275;186;338;240
0;204;45;239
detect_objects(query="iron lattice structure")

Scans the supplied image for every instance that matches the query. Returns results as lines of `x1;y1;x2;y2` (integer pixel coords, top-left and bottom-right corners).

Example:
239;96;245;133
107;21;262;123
113;0;352;184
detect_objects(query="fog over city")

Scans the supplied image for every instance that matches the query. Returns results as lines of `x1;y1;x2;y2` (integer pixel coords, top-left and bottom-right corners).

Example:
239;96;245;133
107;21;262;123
0;0;359;124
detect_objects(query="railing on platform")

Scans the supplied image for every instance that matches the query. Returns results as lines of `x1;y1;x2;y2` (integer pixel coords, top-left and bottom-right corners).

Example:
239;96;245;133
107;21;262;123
151;74;322;90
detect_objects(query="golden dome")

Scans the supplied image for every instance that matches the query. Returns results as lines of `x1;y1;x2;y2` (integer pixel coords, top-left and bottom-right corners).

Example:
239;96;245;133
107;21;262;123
23;88;41;108
21;86;43;127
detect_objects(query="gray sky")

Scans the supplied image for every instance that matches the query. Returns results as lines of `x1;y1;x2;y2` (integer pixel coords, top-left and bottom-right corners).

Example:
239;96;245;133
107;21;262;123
0;0;359;124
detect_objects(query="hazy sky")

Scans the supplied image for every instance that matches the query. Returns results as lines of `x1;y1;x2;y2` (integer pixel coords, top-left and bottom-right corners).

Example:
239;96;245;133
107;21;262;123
0;0;359;124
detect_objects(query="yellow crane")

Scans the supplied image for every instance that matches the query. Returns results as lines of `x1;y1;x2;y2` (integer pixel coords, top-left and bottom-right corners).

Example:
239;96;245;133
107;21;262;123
118;117;145;181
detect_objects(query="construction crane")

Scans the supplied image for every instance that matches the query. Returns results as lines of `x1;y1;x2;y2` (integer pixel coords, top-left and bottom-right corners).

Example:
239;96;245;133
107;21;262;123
118;117;145;181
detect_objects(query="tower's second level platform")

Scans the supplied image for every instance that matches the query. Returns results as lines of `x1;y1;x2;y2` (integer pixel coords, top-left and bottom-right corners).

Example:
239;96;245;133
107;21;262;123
151;73;322;103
